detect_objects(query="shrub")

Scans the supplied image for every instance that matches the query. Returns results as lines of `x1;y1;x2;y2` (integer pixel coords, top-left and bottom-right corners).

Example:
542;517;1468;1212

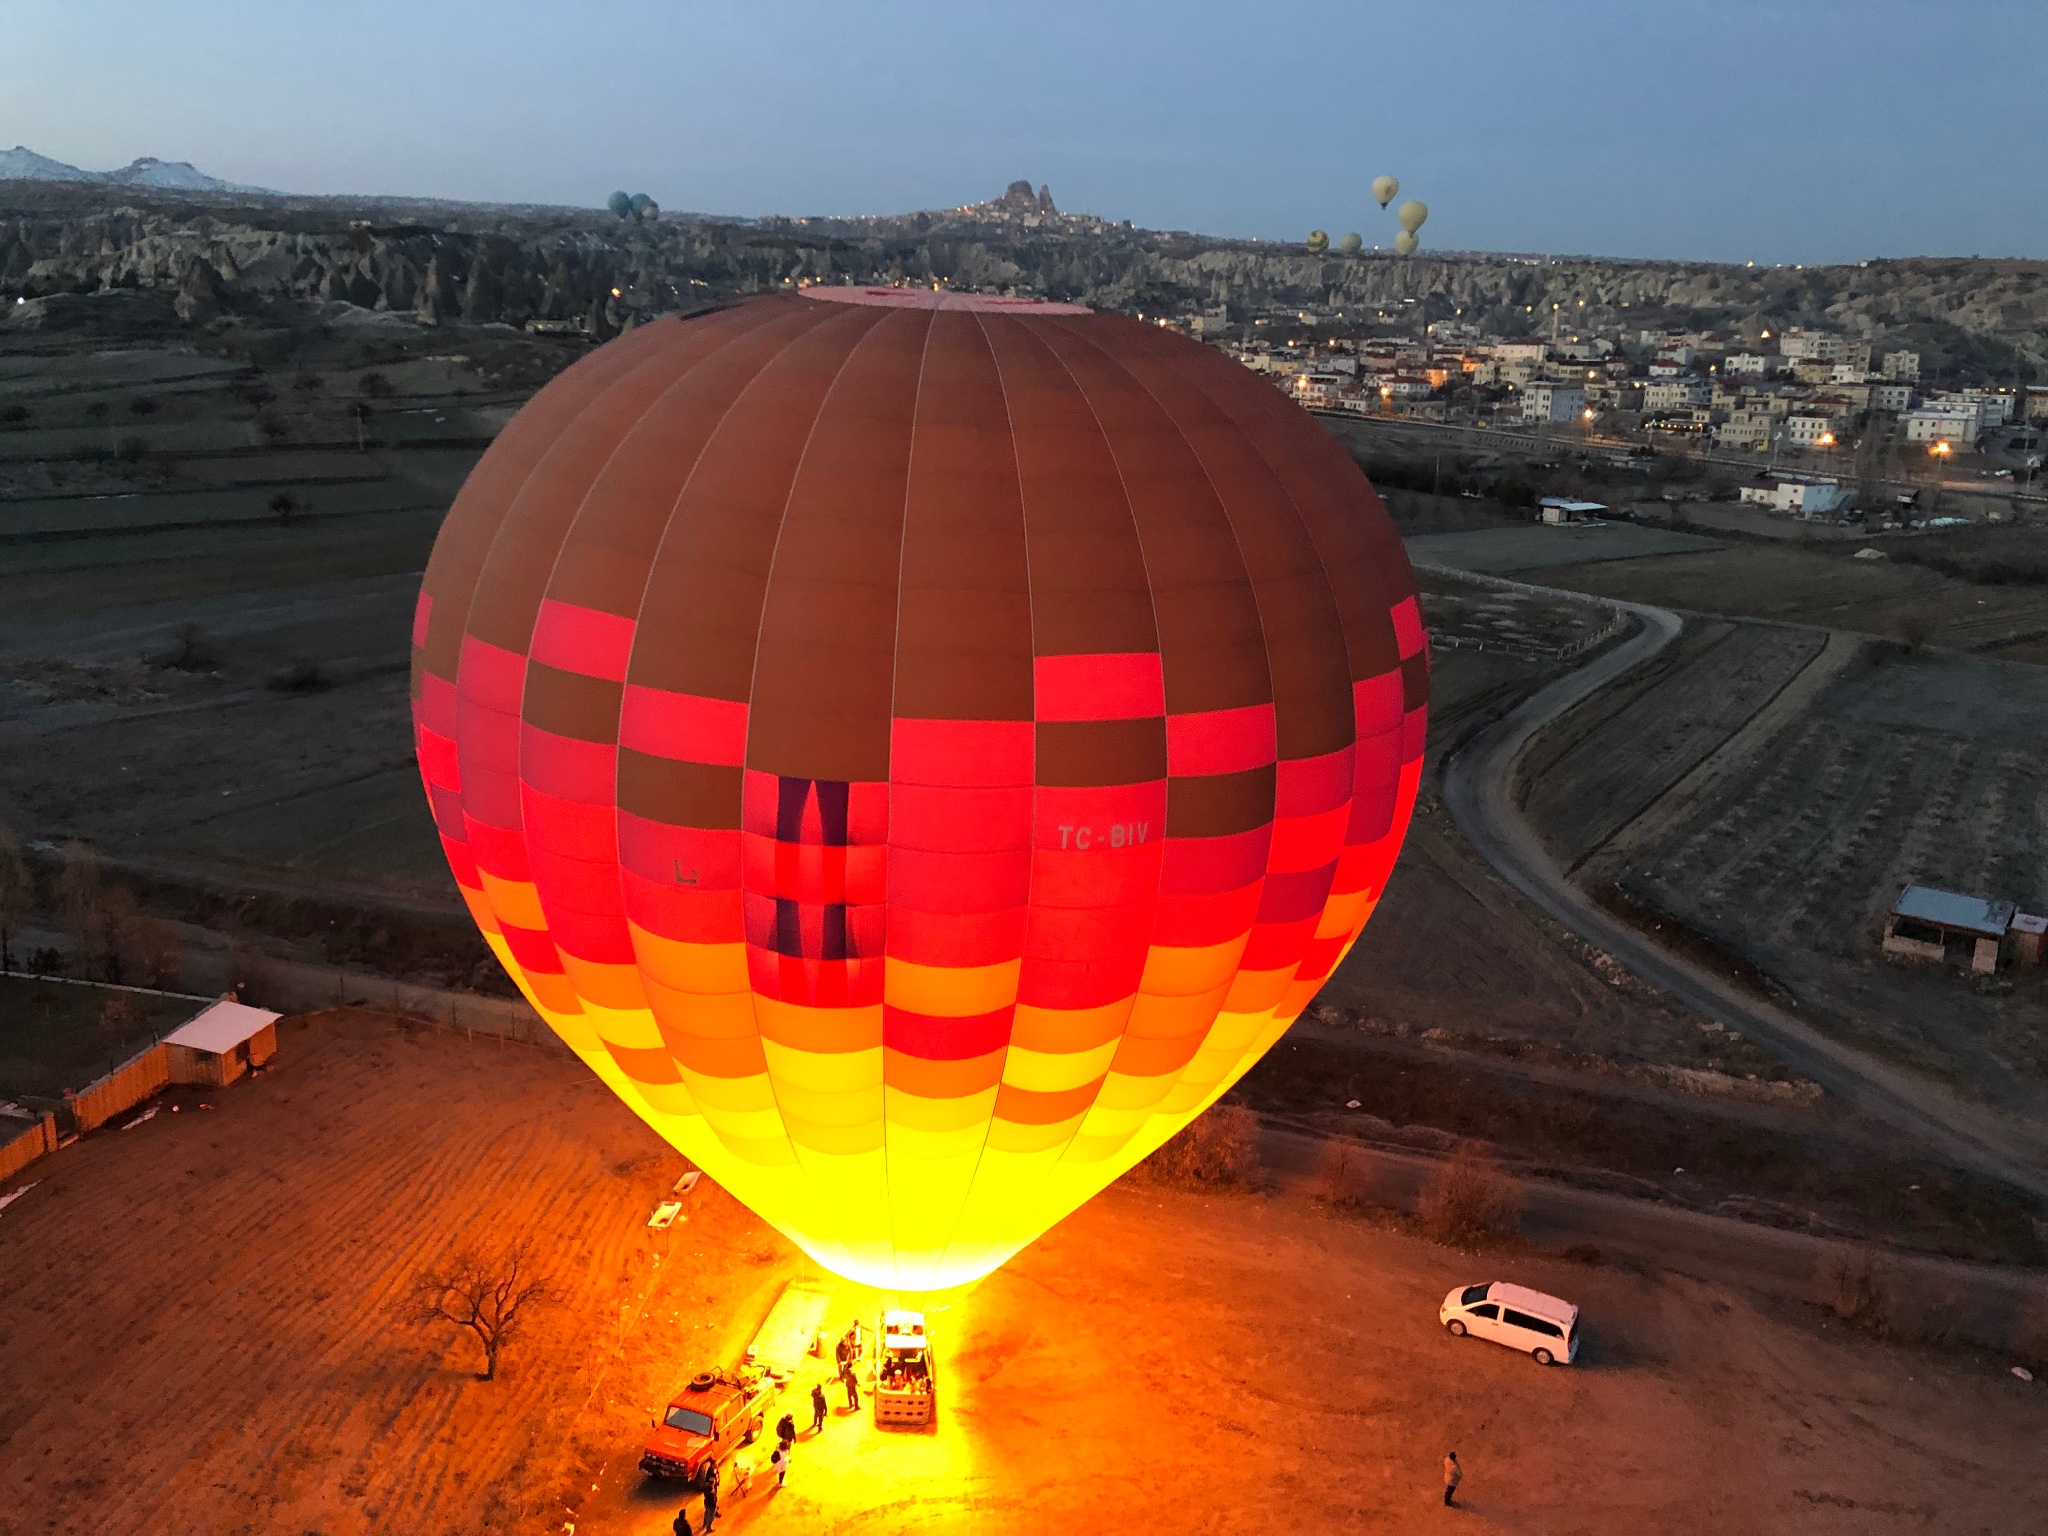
265;659;328;693
1145;1101;1260;1187
128;395;158;417
1818;1246;1896;1337
1417;1142;1521;1247
0;404;28;425
1312;1137;1366;1204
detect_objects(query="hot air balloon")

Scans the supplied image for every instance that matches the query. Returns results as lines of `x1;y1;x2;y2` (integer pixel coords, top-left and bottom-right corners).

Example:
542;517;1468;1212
1338;232;1363;255
1397;200;1429;234
630;192;658;222
410;289;1428;1290
1372;175;1399;209
1306;229;1330;254
607;190;633;219
1395;230;1419;256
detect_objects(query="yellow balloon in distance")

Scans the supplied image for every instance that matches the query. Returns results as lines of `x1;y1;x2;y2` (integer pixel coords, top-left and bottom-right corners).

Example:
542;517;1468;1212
1397;200;1429;234
1372;175;1399;209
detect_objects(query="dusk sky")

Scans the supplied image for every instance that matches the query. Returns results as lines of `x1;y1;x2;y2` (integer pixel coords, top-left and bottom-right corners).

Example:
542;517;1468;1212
7;0;2043;265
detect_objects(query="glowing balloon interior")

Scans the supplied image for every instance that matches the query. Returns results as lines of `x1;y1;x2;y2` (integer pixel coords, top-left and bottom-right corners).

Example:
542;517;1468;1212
410;290;1428;1289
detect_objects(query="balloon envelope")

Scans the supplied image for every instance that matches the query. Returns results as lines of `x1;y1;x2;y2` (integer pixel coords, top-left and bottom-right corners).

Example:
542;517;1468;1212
630;193;657;220
410;290;1428;1290
607;190;633;219
1397;200;1429;234
1372;176;1399;209
1395;230;1419;255
1338;231;1363;254
1306;229;1330;254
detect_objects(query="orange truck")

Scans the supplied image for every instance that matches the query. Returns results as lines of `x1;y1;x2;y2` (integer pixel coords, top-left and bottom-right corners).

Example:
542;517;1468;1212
639;1370;772;1489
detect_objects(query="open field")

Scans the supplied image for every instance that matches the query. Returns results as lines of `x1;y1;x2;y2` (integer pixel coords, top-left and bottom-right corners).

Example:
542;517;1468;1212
1;1010;2042;1536
1542;536;2048;658
0;975;198;1101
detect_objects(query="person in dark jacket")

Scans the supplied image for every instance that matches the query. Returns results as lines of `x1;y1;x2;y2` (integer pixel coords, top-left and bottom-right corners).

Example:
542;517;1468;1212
842;1362;861;1409
810;1380;829;1433
700;1469;720;1531
673;1507;692;1536
776;1412;796;1451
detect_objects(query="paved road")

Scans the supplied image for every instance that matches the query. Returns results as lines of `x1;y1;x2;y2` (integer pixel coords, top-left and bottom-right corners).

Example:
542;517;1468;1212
1429;567;2048;1200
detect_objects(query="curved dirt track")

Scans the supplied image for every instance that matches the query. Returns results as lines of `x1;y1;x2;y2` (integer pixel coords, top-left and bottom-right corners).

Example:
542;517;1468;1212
1432;572;2048;1200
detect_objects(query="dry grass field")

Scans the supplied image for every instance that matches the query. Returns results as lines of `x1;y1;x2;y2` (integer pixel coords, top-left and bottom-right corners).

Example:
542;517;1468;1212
1;1010;2042;1536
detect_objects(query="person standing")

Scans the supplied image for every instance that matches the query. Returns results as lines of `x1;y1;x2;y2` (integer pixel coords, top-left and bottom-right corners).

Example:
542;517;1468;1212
810;1380;829;1433
842;1362;861;1410
700;1467;720;1532
673;1507;692;1536
777;1412;797;1453
1443;1451;1462;1508
770;1444;789;1488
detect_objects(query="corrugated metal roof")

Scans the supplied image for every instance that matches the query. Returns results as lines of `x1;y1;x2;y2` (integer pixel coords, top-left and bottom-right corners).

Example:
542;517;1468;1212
1892;885;2015;938
163;999;280;1055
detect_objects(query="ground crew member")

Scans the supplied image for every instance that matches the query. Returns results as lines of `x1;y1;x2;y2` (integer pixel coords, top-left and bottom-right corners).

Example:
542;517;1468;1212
777;1411;796;1452
673;1506;691;1536
1443;1450;1462;1508
810;1380;829;1433
771;1444;790;1487
701;1468;720;1531
841;1362;861;1410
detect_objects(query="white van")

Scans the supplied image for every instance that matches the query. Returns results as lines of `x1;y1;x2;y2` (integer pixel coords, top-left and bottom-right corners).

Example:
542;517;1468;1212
1439;1281;1580;1366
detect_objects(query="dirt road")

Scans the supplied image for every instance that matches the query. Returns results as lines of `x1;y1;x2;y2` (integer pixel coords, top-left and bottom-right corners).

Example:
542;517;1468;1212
1430;569;2048;1197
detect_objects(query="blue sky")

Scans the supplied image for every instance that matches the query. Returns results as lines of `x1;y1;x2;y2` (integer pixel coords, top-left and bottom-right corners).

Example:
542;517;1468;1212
6;0;2043;264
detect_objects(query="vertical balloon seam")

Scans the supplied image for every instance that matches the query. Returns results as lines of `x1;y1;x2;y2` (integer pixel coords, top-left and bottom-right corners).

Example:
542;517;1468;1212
1018;313;1172;1180
1117;323;1373;1106
921;307;1041;1286
967;313;1177;1267
458;321;710;1029
497;307;774;1043
418;315;684;936
1161;337;1421;1033
736;305;902;1215
1033;316;1273;1179
878;303;941;1287
592;302;843;1164
1055;320;1307;1166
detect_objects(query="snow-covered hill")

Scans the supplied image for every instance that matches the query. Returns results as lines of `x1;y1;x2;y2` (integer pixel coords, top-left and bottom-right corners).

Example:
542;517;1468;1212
0;146;269;193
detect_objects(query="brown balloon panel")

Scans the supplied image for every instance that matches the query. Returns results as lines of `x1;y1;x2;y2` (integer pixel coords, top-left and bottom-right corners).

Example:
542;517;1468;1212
410;289;1428;1289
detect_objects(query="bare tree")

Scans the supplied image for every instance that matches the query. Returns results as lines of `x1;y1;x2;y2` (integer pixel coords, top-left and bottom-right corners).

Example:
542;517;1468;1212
412;1241;556;1380
57;840;110;979
1417;1141;1522;1247
119;910;182;990
0;823;33;973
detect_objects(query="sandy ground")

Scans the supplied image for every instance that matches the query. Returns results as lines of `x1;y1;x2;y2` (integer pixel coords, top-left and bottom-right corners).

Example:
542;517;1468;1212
0;1010;2041;1536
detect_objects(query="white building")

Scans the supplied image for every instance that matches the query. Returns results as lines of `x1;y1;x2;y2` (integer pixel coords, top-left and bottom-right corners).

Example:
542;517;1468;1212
1725;353;1775;376
1903;404;1985;446
1881;350;1921;382
1520;381;1586;423
1494;339;1548;364
1643;378;1710;412
1782;413;1843;447
1740;477;1849;515
1869;380;1912;412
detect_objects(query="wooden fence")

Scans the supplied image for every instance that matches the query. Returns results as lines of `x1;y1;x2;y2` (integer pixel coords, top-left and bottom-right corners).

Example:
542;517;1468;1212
0;1114;58;1182
66;1042;172;1135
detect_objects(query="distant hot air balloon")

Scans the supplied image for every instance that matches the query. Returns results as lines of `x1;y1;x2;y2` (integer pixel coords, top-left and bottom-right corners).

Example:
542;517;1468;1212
1338;231;1363;255
1395;230;1419;256
1306;229;1330;255
607;190;633;220
410;290;1429;1291
630;193;659;222
1397;200;1429;235
1372;176;1399;209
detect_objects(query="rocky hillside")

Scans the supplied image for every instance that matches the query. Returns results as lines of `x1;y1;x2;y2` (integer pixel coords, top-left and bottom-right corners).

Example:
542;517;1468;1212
2;181;2041;375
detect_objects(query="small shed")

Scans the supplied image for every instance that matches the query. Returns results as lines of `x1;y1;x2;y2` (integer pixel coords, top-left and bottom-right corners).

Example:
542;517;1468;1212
1539;498;1607;526
164;1000;281;1088
2011;913;2046;968
1882;886;2014;973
